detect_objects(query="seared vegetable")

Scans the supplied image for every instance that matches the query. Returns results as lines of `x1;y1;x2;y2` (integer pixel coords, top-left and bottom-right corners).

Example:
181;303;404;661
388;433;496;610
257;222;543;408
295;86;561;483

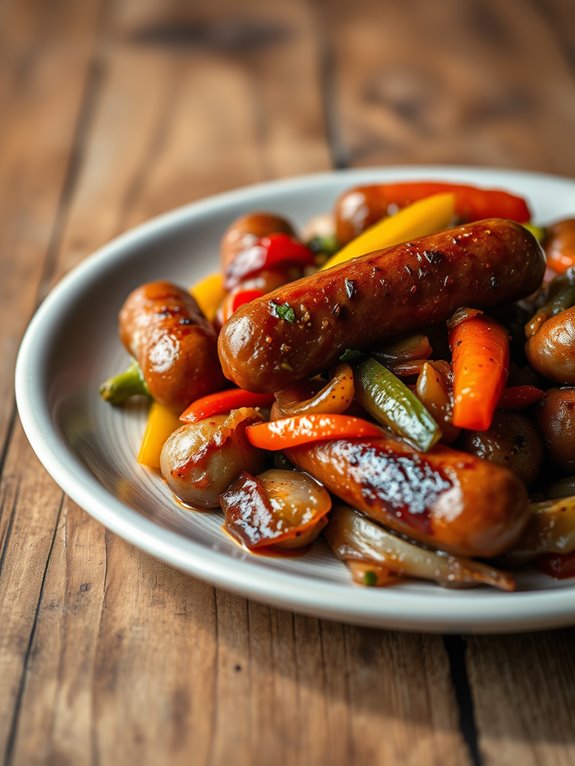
138;402;183;469
543;219;575;274
325;505;515;590
415;361;460;444
323;193;455;269
497;385;545;410
180;389;275;423
221;469;331;550
246;413;382;450
160;408;266;508
536;388;575;471
273;364;355;418
372;334;433;367
355;357;440;451
100;360;149;405
449;312;509;431
526;306;575;384
504;497;575;563
459;411;543;486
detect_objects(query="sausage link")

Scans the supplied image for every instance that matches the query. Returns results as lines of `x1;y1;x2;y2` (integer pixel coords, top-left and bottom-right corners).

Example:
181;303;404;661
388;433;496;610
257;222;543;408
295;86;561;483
120;281;226;412
218;219;545;392
286;437;529;558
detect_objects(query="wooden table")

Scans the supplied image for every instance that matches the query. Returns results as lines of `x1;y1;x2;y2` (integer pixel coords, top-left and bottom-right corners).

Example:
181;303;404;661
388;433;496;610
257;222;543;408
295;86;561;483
2;1;575;764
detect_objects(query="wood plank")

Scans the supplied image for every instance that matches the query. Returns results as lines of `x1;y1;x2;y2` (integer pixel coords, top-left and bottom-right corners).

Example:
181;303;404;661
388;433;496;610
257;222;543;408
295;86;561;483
0;0;106;758
467;630;575;766
317;0;575;174
4;0;469;764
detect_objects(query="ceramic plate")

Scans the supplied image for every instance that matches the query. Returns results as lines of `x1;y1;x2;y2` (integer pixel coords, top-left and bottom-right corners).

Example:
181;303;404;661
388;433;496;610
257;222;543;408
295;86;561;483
15;166;575;633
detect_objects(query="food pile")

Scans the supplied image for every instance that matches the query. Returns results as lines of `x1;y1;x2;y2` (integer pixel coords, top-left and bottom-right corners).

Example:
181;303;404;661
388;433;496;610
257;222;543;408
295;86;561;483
100;181;575;590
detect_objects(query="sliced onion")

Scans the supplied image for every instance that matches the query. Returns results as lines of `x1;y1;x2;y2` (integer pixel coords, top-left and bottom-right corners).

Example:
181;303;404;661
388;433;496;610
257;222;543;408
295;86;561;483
221;468;331;551
372;334;432;365
274;363;354;418
504;496;575;564
325;505;515;591
415;361;460;444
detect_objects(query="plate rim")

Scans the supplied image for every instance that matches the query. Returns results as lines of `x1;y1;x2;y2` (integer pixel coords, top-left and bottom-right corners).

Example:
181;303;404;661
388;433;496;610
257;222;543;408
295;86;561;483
15;164;575;634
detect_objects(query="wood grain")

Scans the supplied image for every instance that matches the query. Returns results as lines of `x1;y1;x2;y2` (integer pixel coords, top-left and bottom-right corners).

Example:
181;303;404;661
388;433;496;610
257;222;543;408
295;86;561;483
2;0;575;765
317;0;575;174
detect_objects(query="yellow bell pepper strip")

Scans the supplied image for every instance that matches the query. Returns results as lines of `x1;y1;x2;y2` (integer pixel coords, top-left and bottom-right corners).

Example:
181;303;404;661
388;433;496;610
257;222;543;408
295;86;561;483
355;357;441;451
100;360;149;405
450;314;510;432
246;413;383;450
137;401;182;469
180;388;275;423
189;272;225;322
321;192;455;270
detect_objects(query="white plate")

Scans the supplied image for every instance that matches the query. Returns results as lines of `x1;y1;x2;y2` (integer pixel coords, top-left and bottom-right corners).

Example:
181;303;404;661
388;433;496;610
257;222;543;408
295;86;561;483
15;166;575;633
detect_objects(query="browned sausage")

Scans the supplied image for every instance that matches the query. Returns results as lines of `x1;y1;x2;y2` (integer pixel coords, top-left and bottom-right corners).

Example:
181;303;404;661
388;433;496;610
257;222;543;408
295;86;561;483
218;219;545;392
119;281;226;412
334;184;531;244
286;437;529;558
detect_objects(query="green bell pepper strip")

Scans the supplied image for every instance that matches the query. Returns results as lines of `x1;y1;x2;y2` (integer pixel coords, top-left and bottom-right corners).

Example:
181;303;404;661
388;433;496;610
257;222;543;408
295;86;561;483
100;360;150;405
354;357;441;451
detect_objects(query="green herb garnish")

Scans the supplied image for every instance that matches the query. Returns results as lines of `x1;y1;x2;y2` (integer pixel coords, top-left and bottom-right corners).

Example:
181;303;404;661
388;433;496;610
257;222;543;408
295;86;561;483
270;301;296;323
363;571;378;587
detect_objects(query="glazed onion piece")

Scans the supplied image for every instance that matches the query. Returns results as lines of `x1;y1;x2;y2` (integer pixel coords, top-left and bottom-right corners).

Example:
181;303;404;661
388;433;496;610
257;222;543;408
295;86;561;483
459;411;543;486
274;363;355;418
160;407;266;509
325;505;515;591
536;388;575;471
503;497;575;564
415;361;460;444
371;334;433;367
221;469;331;550
526;306;575;384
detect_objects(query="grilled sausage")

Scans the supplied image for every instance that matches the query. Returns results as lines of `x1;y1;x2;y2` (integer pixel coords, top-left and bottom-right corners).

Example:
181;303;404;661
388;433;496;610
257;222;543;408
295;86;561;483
218;219;545;392
335;183;531;244
119;281;226;412
286;437;529;558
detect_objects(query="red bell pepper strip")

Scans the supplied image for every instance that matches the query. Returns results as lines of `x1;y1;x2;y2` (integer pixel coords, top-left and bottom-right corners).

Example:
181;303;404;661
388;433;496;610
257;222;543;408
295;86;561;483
369;182;530;223
450;315;510;431
180;389;275;423
225;233;315;288
219;288;265;325
497;385;545;410
536;551;575;580
246;413;383;450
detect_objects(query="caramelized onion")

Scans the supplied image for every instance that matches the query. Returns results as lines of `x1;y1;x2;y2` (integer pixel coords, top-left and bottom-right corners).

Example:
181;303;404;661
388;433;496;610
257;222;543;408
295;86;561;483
504;497;575;564
325;505;515;591
221;468;331;550
372;334;432;366
415;361;460;444
274;363;354;418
